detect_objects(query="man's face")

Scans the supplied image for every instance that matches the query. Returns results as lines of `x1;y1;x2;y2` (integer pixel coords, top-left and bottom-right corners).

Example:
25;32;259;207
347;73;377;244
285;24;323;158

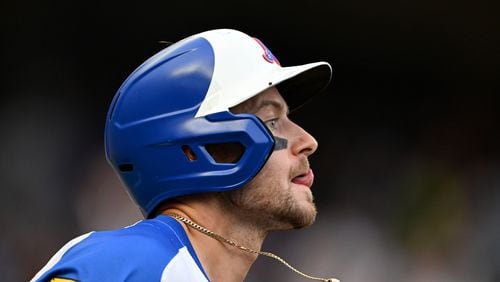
227;87;319;230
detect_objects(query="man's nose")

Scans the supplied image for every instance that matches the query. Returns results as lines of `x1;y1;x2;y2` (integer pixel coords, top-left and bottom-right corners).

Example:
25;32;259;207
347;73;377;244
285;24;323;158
290;122;318;157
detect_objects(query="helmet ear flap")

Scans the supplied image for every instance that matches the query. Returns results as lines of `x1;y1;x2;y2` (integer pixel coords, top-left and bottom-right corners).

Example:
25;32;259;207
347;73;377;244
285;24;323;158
108;110;276;218
203;111;275;165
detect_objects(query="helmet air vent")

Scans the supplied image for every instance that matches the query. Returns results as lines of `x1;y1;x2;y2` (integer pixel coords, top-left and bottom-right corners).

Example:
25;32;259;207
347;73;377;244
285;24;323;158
182;145;198;161
118;163;134;172
204;142;245;164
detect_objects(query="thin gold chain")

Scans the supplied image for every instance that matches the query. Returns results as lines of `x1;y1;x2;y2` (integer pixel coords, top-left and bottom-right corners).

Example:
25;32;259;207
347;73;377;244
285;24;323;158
165;213;339;282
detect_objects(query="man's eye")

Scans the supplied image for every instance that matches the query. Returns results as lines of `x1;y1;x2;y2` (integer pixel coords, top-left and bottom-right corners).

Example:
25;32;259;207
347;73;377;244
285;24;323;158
265;119;279;130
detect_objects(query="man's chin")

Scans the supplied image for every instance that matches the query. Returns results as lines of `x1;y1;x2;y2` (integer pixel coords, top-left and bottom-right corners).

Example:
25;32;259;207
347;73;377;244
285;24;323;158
284;205;317;229
293;214;317;229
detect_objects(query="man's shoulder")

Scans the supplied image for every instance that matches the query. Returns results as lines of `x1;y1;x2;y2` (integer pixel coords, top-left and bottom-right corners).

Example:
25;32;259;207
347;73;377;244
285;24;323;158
76;215;189;257
31;216;196;282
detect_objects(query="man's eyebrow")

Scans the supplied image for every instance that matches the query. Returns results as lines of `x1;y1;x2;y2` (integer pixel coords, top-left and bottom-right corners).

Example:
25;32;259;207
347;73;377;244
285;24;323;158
253;99;289;115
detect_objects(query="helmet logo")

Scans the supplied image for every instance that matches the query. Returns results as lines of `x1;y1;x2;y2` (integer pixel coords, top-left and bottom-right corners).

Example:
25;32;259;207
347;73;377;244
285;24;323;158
253;38;281;66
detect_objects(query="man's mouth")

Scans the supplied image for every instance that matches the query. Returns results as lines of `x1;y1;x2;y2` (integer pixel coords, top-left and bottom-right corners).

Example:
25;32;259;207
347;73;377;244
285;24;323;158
291;169;314;188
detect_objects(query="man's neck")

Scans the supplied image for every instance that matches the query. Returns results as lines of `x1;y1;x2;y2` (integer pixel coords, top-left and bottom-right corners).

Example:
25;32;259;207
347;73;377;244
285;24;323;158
161;194;267;282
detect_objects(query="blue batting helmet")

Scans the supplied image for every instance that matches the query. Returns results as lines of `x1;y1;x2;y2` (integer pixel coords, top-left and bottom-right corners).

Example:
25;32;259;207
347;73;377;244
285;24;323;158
105;29;332;217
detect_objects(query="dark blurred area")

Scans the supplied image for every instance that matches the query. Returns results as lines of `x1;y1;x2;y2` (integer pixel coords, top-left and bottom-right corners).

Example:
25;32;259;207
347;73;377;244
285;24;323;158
2;0;499;281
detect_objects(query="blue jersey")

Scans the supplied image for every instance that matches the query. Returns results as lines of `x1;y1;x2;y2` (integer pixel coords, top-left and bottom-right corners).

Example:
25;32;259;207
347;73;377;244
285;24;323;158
31;215;210;282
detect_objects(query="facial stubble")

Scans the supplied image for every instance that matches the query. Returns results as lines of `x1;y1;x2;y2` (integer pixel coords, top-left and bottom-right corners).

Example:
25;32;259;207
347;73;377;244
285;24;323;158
226;170;317;231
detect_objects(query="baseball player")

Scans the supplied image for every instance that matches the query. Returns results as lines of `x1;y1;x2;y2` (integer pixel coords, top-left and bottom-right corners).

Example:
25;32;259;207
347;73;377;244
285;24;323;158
31;28;338;282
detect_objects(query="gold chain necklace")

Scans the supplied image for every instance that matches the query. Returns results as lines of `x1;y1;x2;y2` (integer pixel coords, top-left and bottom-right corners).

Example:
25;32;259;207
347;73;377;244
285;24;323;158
165;213;339;282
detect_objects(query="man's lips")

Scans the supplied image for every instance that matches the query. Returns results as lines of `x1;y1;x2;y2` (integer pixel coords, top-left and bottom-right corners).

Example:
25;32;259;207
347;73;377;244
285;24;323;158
291;169;314;188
